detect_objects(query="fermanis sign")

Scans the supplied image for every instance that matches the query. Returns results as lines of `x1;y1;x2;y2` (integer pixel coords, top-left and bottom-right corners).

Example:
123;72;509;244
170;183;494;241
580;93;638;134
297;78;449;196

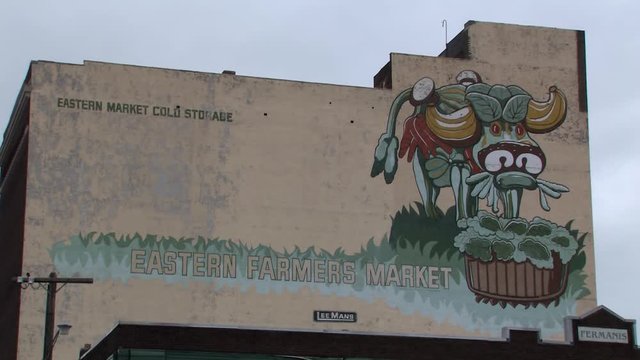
26;56;592;347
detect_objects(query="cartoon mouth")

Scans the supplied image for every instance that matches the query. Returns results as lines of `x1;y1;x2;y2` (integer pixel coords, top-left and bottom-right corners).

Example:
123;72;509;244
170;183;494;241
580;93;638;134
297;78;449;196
478;142;546;177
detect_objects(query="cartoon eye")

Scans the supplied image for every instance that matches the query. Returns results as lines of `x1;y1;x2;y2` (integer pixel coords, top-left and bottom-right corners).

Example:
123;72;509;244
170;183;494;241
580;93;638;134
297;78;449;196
515;123;526;139
490;122;502;136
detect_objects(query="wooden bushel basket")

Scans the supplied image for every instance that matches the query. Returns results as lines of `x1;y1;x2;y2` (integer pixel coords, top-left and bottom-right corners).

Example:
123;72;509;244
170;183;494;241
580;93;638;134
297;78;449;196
464;252;568;308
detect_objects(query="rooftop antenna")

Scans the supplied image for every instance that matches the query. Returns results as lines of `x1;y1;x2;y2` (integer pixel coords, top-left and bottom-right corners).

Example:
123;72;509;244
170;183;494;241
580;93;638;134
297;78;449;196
442;19;448;56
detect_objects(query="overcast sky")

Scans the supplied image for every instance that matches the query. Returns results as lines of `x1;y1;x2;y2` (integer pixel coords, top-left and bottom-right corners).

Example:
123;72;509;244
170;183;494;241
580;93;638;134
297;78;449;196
2;0;639;332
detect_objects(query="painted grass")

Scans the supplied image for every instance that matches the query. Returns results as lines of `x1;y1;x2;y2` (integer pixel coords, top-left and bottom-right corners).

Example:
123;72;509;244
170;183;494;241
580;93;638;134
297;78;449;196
50;203;590;338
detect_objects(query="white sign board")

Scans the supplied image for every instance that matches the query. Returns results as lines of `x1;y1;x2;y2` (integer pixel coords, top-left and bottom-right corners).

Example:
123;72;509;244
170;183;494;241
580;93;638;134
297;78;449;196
577;326;629;344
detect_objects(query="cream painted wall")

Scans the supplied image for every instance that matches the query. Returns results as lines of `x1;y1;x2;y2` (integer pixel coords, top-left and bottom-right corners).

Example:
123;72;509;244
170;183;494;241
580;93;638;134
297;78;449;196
16;21;595;359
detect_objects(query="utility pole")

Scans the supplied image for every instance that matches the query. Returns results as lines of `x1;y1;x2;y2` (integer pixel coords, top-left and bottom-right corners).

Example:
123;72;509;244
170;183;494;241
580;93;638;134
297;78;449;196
15;272;93;360
43;273;57;360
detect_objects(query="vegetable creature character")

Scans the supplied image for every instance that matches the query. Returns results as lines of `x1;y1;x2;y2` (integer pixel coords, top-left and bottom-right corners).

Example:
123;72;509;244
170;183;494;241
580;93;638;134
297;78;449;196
371;71;570;220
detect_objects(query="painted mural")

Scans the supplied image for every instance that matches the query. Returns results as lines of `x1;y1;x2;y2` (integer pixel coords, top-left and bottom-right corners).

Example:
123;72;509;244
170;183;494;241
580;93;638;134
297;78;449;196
371;70;586;307
49;70;589;339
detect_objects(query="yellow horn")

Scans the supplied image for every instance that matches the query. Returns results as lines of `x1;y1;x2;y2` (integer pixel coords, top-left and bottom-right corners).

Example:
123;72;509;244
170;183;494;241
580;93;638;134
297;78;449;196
526;86;567;133
426;105;478;147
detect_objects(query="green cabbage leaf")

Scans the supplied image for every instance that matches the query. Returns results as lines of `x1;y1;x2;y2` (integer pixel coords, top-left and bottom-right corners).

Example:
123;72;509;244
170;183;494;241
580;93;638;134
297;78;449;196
454;211;578;269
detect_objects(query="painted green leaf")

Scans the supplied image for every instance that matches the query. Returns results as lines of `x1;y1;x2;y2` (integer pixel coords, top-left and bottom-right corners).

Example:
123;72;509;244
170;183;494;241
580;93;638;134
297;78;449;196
493;240;515;261
436;102;458;114
488;85;512;106
526;223;552;237
518;239;551;261
425;157;449;179
504;218;528;235
552;235;572;248
479;215;501;232
436;84;467;110
465;238;492;261
466;93;501;122
495;230;515;241
502;94;531;123
425;156;447;170
466;83;491;95
569;251;586;272
507;85;530;97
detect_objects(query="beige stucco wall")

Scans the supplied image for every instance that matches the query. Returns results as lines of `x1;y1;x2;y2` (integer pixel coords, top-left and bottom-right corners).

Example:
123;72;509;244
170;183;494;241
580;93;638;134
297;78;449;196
16;21;595;359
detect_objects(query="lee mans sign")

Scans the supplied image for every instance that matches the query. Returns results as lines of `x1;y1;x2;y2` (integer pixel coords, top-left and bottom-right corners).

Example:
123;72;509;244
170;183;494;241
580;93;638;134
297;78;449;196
314;311;357;323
